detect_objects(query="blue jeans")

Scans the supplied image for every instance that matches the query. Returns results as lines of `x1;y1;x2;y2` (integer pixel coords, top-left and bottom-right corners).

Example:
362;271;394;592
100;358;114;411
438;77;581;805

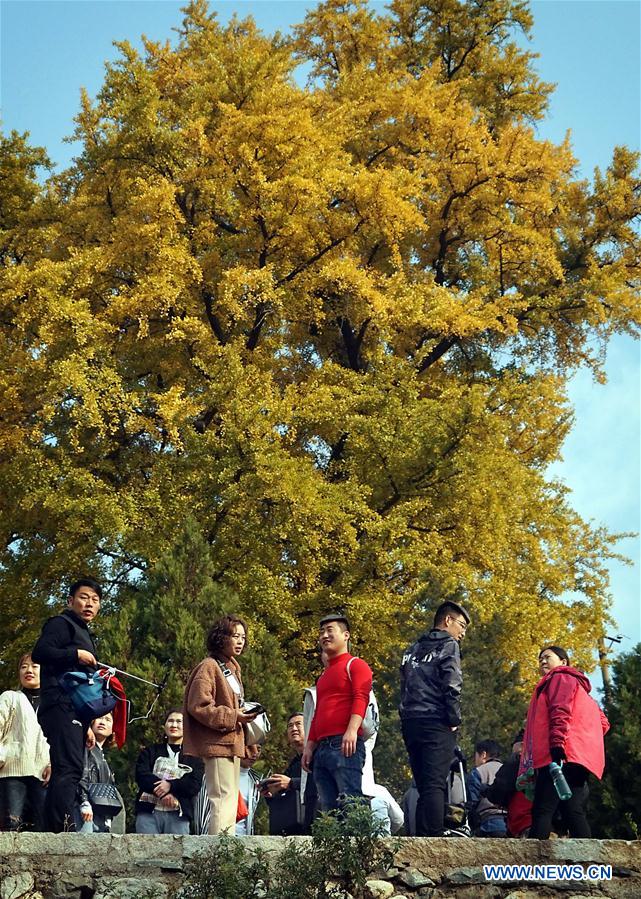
73;806;111;833
370;796;391;835
312;736;366;812
0;776;46;831
135;810;190;834
479;815;507;836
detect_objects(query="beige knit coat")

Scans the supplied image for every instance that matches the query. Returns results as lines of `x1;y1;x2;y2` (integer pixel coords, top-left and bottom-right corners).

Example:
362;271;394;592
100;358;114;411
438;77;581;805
182;657;245;759
0;690;50;779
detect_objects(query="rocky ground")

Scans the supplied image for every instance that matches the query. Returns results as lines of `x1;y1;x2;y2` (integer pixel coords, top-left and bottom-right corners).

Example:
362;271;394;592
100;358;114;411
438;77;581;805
1;834;640;899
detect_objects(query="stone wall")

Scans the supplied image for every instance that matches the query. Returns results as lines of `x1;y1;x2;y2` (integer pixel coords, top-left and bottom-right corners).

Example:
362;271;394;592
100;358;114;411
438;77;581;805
1;835;640;899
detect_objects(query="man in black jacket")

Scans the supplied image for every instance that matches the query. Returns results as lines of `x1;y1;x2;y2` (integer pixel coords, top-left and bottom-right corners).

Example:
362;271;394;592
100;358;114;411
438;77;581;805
399;600;470;836
263;712;317;835
32;577;103;832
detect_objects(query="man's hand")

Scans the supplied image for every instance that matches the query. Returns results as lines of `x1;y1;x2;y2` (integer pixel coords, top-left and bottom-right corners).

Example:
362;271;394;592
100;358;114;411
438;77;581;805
301;745;315;773
42;765;51;784
238;709;260;724
153;779;171;798
341;725;359;757
85;729;96;750
77;649;97;666
159;794;180;810
266;774;291;793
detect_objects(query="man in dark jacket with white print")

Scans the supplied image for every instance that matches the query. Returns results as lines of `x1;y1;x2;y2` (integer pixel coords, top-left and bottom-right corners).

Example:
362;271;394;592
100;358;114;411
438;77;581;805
399;600;470;836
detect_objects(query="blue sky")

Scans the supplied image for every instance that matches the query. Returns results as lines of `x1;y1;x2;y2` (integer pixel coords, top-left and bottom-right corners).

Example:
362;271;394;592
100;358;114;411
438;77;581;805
1;1;639;677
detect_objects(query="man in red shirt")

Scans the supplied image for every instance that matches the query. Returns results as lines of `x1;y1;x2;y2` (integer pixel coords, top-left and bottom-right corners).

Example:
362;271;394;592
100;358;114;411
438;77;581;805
301;614;373;812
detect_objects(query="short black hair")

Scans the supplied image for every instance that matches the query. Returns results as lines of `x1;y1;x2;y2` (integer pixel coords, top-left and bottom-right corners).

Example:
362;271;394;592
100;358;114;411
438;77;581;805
319;613;350;631
163;707;183;723
539;645;570;664
287;712;304;723
475;739;503;760
433;601;470;629
69;577;103;600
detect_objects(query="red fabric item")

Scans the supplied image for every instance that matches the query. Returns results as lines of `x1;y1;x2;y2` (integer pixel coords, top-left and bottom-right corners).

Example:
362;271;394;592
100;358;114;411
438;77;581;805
307;653;372;743
524;666;609;778
99;670;127;748
236;790;249;822
507;790;532;837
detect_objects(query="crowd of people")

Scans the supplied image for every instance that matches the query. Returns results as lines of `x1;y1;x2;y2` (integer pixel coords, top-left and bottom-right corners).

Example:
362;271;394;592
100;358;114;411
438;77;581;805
0;577;610;840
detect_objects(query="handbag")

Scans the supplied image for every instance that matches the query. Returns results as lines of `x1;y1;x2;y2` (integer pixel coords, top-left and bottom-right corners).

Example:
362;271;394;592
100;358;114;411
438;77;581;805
59;669;117;720
242;701;271;746
215;661;271;746
88;782;123;817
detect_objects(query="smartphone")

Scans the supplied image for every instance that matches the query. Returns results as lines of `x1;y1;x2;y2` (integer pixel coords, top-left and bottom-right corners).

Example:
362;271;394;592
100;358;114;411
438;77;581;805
256;770;273;789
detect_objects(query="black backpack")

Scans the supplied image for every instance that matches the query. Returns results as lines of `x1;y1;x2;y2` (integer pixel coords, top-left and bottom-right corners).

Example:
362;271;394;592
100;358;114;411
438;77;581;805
484;753;520;809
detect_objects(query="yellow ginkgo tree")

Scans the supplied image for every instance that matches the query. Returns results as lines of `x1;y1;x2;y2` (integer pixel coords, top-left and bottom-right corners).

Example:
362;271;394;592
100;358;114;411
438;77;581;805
1;0;639;693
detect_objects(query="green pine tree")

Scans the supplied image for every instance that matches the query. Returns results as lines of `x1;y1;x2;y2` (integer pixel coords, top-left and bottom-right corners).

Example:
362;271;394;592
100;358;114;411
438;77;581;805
100;518;300;829
588;644;641;838
460;616;528;756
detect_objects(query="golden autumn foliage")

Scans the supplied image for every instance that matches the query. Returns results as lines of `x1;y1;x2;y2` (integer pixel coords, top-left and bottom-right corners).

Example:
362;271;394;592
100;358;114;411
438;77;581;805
1;0;639;693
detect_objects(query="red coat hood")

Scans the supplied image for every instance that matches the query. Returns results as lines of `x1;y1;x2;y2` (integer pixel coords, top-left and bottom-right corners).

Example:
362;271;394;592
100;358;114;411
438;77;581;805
536;666;591;697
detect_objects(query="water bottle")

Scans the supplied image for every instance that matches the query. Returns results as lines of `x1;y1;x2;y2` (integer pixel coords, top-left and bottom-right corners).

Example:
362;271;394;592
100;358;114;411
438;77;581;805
549;762;572;800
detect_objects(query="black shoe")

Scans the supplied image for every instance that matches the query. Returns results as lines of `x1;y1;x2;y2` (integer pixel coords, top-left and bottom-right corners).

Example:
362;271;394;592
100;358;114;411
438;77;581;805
443;826;472;838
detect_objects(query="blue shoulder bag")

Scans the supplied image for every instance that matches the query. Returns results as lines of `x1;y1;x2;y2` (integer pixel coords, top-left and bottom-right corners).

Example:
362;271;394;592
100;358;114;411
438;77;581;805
58;669;117;720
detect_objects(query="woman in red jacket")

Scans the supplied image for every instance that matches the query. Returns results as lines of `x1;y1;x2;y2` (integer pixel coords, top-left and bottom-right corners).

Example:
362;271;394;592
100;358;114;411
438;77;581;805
520;645;609;839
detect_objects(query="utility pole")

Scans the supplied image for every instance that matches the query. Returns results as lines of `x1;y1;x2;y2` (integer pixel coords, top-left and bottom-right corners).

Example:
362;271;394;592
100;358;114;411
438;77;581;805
598;634;622;704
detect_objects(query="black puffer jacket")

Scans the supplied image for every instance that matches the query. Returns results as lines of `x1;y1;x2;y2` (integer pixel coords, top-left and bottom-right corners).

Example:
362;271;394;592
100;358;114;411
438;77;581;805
399;629;463;726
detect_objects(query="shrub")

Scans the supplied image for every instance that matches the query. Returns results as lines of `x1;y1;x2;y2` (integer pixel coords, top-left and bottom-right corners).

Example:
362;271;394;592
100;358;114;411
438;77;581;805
179;834;271;899
178;802;397;899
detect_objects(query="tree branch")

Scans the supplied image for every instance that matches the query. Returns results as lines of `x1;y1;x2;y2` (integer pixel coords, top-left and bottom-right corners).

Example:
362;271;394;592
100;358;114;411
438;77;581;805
203;291;227;344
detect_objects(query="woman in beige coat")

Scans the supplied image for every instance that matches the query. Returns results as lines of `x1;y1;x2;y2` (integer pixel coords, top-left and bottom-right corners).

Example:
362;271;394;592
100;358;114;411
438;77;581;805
183;615;259;834
0;654;50;830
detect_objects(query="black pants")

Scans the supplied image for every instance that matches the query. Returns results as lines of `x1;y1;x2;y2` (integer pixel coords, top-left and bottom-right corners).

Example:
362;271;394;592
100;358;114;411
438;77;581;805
402;718;456;836
530;762;590;839
38;702;87;833
0;776;46;831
